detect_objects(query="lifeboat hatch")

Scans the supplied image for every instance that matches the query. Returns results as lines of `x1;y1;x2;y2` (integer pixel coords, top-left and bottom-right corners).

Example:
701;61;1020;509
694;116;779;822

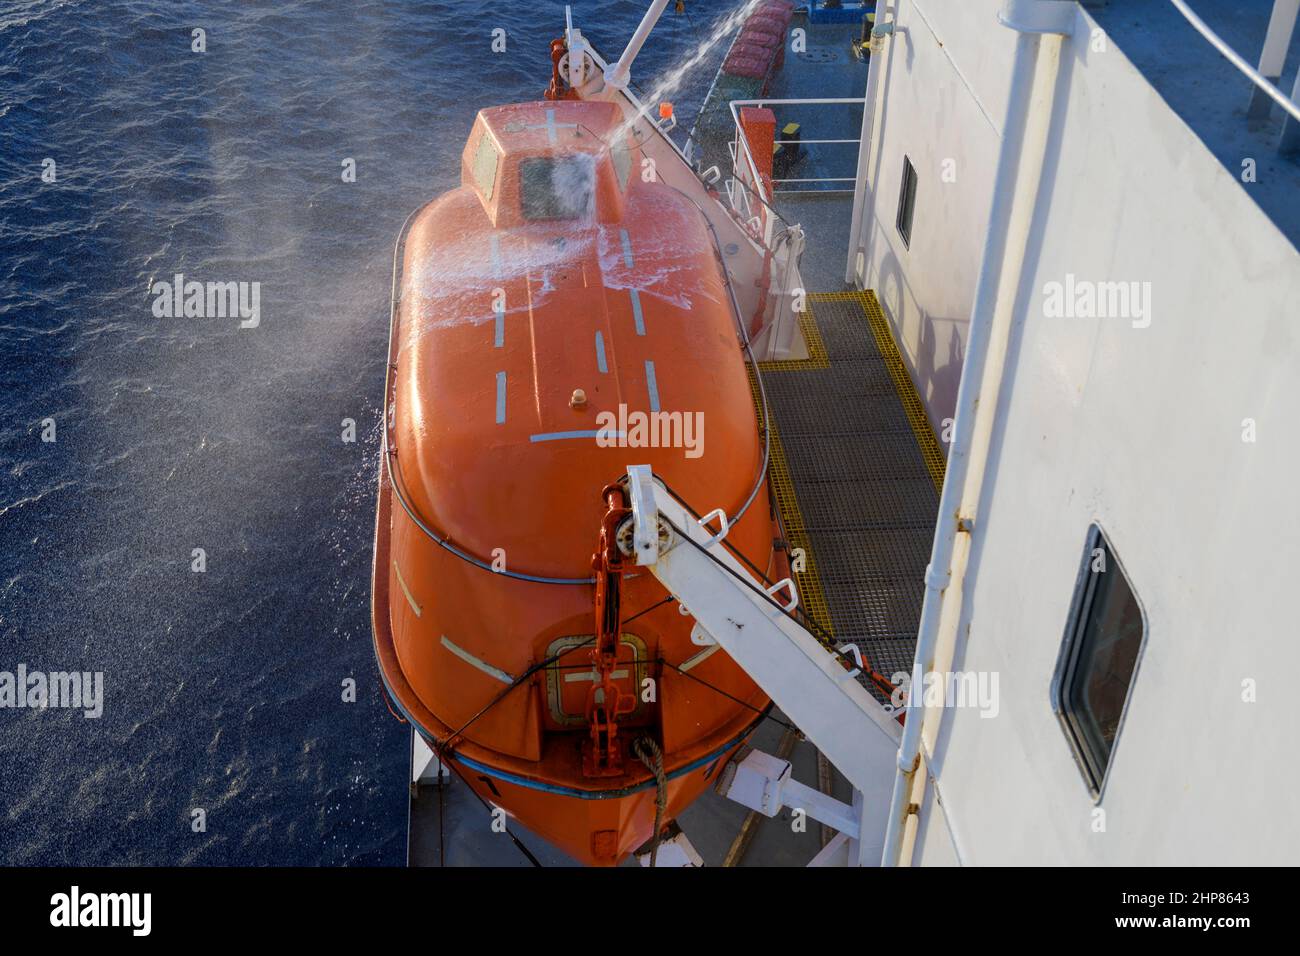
462;101;630;229
543;633;650;730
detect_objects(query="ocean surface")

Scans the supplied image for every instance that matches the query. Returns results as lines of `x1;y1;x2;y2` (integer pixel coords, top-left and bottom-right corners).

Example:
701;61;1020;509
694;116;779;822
0;0;727;865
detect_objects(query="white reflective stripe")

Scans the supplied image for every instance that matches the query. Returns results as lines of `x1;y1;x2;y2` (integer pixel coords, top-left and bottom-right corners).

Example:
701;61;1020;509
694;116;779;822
644;360;660;413
440;635;515;685
393;560;421;617
564;668;630;683
679;644;721;672
629;288;645;335
619;229;634;268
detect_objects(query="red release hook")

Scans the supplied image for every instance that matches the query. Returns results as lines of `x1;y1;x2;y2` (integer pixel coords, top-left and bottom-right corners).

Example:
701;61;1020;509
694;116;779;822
583;483;637;777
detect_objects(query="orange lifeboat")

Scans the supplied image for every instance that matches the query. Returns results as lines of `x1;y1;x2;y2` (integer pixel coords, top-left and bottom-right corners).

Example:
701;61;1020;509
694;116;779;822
371;98;780;865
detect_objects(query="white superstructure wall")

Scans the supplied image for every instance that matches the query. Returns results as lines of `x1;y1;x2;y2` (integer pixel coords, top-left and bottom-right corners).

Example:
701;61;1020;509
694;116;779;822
883;3;1300;865
853;0;1020;443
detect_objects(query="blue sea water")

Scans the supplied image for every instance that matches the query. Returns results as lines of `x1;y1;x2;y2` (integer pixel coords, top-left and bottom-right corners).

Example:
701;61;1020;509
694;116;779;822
0;0;728;865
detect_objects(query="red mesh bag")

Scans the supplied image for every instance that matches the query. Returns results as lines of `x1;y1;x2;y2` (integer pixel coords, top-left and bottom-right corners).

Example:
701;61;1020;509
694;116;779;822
740;24;782;48
723;43;774;80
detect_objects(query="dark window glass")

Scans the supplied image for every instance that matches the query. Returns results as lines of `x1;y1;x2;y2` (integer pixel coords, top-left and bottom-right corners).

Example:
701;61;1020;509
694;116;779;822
1054;528;1145;797
519;155;595;221
896;155;917;248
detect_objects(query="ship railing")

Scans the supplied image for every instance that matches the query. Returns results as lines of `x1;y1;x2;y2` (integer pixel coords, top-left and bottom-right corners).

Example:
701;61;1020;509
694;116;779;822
728;97;865;190
725;96;865;248
1171;0;1300;153
709;96;863;361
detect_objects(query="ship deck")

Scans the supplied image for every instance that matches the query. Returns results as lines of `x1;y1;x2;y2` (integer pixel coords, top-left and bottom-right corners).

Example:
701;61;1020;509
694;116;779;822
667;284;943;867
757;290;943;694
1090;0;1300;251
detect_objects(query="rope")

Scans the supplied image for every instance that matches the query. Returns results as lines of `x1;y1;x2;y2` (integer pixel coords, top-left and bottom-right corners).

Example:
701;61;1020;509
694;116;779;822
633;736;668;867
380;686;408;724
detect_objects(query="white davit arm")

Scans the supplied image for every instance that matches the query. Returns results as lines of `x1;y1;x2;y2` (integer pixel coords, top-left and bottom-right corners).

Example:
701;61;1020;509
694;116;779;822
604;0;674;91
622;463;901;862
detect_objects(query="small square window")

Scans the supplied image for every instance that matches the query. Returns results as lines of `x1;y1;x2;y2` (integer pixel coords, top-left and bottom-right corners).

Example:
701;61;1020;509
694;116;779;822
1051;526;1147;798
896;155;917;249
519;155;595;221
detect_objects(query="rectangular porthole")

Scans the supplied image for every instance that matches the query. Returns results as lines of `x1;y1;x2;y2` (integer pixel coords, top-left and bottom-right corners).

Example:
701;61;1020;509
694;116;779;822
1051;526;1147;799
896;155;917;249
519;155;596;221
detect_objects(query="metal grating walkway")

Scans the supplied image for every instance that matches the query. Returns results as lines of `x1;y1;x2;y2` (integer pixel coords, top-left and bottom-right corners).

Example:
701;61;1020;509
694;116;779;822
755;291;944;693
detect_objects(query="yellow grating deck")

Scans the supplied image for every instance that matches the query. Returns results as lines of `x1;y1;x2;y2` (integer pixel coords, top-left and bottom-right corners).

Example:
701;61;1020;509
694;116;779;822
751;290;944;689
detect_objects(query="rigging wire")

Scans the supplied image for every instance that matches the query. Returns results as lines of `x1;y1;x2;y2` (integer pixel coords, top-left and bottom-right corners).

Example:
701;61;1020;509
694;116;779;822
657;507;899;699
660;658;800;734
438;593;674;752
432;747;544;867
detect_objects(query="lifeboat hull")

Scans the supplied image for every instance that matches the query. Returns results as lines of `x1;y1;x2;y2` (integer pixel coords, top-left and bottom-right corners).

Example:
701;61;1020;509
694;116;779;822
371;99;778;866
372;449;766;863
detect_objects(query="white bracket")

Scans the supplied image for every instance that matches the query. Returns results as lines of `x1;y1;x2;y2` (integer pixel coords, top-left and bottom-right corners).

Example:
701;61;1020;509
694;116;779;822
766;577;799;612
697;507;729;547
626;464;660;566
809;832;851;867
689;622;717;646
717;749;859;840
838;643;864;679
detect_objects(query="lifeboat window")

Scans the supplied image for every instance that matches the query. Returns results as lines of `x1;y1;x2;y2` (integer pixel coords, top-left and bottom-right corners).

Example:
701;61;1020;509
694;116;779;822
472;131;500;201
611;143;633;191
519;155;596;221
896;155;917;249
1051;526;1147;799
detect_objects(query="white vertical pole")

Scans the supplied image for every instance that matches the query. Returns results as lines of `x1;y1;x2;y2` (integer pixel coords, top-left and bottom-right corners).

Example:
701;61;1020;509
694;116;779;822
1279;66;1300;153
1248;0;1300;119
881;0;1074;867
845;19;893;286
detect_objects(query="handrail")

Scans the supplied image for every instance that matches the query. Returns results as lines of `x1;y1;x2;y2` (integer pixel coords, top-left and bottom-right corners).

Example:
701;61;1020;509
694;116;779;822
728;97;867;196
722;143;797;233
1169;0;1300;123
